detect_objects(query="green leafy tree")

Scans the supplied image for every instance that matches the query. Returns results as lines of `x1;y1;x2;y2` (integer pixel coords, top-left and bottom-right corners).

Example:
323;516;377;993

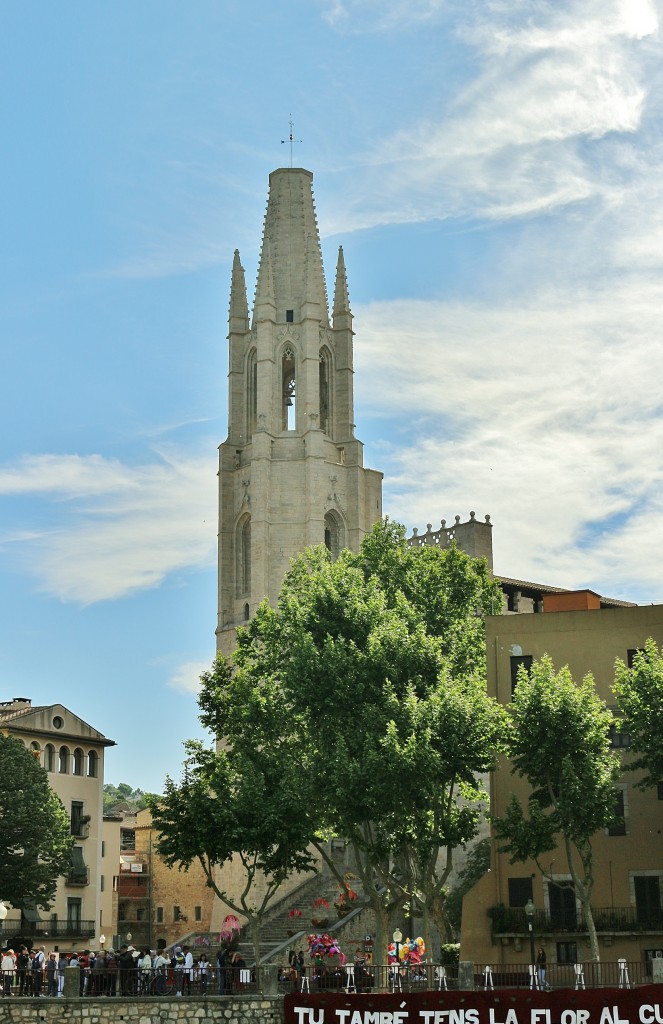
493;656;622;964
0;734;72;908
614;637;663;788
232;519;506;961
148;656;318;971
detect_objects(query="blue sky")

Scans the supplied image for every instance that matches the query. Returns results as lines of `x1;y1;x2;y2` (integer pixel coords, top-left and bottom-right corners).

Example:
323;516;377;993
2;0;663;792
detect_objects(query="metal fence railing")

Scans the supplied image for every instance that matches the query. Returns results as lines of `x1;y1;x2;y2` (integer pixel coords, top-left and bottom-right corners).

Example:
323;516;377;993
0;959;653;997
489;905;663;935
475;960;647;990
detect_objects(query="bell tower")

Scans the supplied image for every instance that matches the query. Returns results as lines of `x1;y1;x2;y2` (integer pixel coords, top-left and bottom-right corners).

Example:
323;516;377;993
216;167;383;655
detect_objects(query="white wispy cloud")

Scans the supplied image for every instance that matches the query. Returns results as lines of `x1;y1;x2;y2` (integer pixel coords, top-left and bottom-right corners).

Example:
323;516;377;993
0;446;217;603
319;0;446;32
321;0;659;233
167;660;210;695
355;275;663;602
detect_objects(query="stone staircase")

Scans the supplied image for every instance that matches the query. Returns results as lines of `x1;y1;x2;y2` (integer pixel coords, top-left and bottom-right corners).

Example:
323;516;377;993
166;873;365;966
235;873;364;964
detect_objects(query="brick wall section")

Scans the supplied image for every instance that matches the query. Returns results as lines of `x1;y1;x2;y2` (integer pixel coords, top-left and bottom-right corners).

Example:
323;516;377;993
137;823;216;949
0;996;285;1024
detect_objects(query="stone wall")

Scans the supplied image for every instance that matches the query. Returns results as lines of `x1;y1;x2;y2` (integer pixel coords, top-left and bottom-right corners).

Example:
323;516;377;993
0;996;285;1024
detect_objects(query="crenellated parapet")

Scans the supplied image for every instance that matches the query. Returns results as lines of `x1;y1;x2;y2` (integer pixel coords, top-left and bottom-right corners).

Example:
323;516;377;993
407;511;493;571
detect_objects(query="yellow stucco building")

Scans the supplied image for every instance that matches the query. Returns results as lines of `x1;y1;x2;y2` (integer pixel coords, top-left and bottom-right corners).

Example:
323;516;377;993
462;598;663;976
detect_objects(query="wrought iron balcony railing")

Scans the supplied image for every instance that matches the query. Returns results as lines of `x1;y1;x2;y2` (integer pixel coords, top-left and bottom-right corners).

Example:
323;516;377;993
488;904;663;935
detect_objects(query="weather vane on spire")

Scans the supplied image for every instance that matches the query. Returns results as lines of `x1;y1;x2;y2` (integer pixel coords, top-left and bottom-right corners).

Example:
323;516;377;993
281;115;302;167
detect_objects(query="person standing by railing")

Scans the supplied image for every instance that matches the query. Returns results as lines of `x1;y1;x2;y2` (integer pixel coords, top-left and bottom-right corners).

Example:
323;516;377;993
138;949;152;994
16;946;29;996
198;953;210;995
57;951;67;996
153;950;168;995
46;953;58;997
31;946;45;997
536;947;547;990
1;948;16;996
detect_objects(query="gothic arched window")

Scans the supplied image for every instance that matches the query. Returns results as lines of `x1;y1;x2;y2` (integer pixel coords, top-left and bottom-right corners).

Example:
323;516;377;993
236;515;251;597
247;348;257;439
319;347;332;435
282;346;296;431
324;510;345;562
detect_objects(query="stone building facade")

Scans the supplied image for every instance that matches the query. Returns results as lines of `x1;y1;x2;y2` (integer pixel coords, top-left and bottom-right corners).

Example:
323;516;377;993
0;697;114;952
216;167;383;657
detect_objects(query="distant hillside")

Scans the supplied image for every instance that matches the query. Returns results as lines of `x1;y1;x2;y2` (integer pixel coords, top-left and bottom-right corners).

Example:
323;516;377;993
103;782;158;814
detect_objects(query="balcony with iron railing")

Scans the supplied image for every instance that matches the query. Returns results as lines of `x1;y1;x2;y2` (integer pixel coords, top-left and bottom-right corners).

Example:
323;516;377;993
0;919;96;938
488;904;663;935
66;868;90;887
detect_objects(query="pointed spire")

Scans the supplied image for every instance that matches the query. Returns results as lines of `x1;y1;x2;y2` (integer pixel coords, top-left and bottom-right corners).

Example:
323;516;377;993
333;246;351;316
252;169;329;323
229;249;249;331
332;246;353;330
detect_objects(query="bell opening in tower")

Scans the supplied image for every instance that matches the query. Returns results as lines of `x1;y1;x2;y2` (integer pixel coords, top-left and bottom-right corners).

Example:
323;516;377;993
282;346;296;431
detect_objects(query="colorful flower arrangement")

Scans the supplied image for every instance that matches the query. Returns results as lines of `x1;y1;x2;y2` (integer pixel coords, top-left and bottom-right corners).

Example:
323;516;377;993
219;915;241;941
387;936;426;964
334;883;358;916
288;908;303;920
307;932;346;964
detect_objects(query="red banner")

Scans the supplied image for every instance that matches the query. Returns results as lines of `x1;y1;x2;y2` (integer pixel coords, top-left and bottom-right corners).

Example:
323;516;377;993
285;984;663;1024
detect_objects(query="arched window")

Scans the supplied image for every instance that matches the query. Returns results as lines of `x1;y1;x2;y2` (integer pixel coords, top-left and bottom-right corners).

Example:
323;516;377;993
282;346;296;431
324;510;345;562
73;748;84;776
319;347;332;435
244;602;250;621
30;741;42;765
44;744;55;772
87;750;98;779
247;348;257;439
236;515;251;597
59;746;70;774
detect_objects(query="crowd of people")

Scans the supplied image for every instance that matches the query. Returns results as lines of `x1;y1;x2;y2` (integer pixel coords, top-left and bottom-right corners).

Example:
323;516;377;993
0;942;249;997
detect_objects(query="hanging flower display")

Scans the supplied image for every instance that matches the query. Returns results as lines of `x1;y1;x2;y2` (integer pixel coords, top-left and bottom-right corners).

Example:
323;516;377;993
334;881;358;917
219;914;241;941
311;897;331;927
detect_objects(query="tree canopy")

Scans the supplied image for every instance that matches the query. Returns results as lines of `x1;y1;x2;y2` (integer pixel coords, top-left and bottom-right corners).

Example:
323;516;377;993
230;519;506;960
614;637;663;789
148;656;317;967
493;655;621;963
151;518;507;965
103;782;155;813
0;734;72;909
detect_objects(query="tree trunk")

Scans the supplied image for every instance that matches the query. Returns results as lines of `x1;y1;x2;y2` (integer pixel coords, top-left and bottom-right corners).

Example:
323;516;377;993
249;914;262;981
370;897;392;986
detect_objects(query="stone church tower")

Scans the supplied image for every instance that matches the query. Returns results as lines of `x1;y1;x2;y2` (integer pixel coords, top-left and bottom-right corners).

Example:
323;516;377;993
216;167;383;656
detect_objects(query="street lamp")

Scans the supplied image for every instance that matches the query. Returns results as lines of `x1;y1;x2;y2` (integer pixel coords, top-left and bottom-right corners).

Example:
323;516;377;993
99;934;106;950
524;899;536;974
126;932;133;945
0;902;7;930
393;929;402;963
